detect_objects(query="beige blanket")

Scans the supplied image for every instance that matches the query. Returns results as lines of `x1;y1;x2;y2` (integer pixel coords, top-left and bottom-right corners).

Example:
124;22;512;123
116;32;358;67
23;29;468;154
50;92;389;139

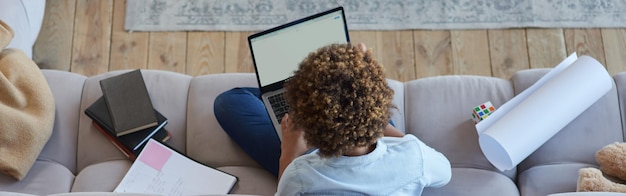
0;20;54;180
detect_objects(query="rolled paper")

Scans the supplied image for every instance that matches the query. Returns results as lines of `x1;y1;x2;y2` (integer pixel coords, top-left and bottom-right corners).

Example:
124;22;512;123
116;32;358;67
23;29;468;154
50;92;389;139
475;54;613;171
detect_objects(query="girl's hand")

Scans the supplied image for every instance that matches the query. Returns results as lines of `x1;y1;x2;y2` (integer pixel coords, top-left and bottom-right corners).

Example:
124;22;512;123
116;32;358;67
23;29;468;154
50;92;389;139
280;114;308;157
278;114;308;180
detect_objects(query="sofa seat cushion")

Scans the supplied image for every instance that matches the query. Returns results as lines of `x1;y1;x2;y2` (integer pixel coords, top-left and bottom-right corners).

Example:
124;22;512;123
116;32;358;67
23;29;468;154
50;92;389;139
518;163;596;196
422;167;519;196
71;160;130;192
41;70;87;175
218;166;277;195
0;192;36;196
49;193;259;196
0;160;74;195
50;193;158;196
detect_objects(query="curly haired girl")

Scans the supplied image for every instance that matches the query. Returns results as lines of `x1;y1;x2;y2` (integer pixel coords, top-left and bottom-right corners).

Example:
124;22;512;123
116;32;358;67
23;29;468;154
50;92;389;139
275;43;451;195
215;43;450;195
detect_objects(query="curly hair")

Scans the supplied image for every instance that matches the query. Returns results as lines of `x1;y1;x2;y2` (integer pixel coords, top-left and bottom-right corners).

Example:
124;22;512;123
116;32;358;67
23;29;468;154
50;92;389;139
284;43;395;157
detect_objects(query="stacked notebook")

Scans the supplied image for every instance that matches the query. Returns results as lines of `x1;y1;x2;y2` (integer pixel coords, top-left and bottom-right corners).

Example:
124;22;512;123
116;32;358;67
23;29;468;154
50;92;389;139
84;70;170;160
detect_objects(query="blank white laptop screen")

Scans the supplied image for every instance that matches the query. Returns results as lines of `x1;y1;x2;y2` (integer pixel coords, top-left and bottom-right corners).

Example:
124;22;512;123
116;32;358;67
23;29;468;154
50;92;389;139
250;10;348;87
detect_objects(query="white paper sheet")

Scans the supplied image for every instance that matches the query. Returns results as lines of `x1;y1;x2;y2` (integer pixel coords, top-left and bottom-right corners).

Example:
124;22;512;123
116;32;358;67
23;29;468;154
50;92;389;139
114;139;237;195
475;54;613;171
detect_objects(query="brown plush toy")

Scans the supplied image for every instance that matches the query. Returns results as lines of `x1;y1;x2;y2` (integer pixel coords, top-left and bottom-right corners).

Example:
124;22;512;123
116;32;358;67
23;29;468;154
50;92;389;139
577;142;626;192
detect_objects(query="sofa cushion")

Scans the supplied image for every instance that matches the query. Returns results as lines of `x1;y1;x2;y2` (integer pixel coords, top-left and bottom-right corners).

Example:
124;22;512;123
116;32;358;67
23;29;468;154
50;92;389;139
0;192;36;196
186;73;260;168
0;160;74;195
186;74;408;169
218;166;277;195
612;72;626;142
50;193;165;196
404;75;516;178
517;163;595;196
41;70;86;175
512;70;623;173
422;168;519;195
71;160;130;192
387;79;406;133
76;70;192;172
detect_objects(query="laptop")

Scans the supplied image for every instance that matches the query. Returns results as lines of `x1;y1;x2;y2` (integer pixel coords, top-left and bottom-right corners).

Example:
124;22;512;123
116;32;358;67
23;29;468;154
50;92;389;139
248;7;350;140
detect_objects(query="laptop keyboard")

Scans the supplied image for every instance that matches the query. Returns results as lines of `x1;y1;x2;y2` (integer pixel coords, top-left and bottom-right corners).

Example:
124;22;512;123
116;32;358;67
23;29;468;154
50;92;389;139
268;92;289;124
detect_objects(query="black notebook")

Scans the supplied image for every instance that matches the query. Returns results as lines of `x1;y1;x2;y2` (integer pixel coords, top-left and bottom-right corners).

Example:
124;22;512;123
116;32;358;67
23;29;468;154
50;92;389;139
85;96;169;154
100;69;158;136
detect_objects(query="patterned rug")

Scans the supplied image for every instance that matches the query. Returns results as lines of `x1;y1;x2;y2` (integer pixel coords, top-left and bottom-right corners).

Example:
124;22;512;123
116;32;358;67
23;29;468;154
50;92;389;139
125;0;626;31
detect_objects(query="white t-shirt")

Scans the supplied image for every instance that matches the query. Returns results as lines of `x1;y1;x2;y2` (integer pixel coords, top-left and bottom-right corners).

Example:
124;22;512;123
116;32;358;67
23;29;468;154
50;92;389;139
276;134;452;196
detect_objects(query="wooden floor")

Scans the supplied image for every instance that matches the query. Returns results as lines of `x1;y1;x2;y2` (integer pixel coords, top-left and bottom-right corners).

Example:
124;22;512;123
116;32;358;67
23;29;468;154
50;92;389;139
33;0;626;82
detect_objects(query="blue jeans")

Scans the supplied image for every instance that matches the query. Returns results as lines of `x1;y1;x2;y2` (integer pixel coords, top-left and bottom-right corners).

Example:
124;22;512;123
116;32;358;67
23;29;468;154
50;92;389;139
214;87;281;177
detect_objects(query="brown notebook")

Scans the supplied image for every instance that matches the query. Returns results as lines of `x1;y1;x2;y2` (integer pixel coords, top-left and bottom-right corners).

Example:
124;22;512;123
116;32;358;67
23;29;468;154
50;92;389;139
91;122;171;161
100;69;158;136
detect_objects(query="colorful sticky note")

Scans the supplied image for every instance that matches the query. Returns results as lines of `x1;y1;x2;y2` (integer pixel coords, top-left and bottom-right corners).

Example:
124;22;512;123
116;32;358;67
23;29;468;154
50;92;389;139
138;139;173;172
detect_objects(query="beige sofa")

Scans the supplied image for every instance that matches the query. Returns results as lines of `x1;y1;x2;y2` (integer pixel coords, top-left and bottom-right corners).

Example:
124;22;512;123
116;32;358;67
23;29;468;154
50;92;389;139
0;68;624;196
